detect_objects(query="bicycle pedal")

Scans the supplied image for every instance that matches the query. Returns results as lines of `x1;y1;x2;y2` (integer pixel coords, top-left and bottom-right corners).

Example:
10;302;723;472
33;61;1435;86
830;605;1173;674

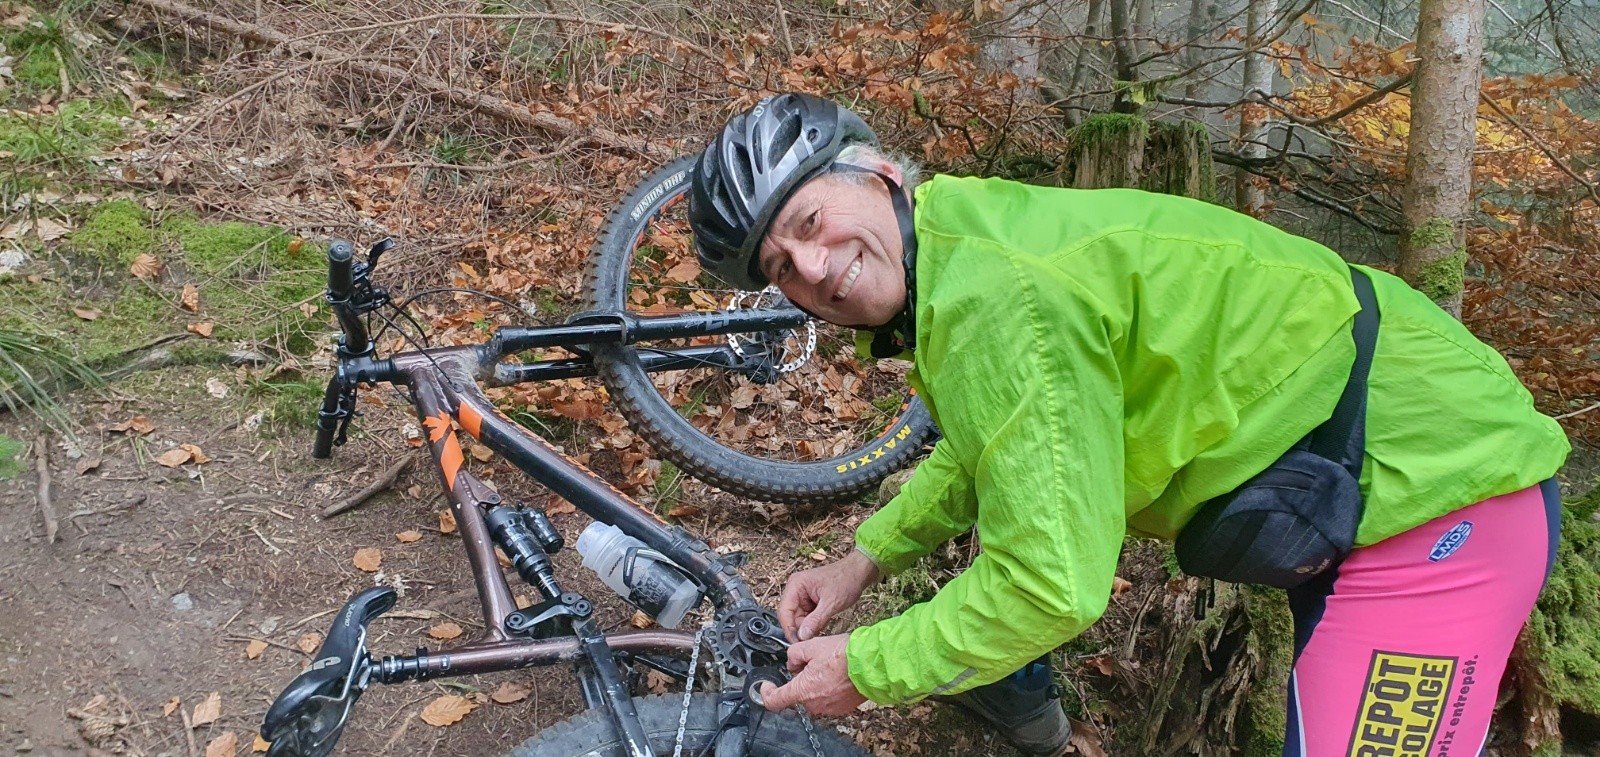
260;587;396;757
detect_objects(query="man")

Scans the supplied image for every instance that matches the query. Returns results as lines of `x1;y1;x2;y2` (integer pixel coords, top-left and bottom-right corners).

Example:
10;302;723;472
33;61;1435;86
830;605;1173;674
688;93;1568;755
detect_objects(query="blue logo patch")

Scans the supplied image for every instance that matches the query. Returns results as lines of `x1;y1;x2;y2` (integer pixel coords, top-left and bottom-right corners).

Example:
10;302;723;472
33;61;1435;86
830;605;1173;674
1429;521;1474;562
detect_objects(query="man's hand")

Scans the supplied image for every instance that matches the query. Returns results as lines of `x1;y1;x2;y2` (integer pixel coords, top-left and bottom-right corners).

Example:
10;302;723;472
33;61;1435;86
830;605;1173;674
755;633;868;716
778;548;883;642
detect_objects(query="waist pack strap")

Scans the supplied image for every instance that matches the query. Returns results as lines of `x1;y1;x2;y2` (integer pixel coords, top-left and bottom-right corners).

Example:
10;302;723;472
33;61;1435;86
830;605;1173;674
1305;266;1381;481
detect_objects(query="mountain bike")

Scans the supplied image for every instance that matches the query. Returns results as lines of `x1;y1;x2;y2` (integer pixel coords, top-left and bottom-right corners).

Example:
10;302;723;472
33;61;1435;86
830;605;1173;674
259;156;938;756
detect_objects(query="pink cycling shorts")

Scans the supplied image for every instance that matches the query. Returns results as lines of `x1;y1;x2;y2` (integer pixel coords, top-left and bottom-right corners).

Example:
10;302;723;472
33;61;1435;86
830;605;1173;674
1283;479;1561;757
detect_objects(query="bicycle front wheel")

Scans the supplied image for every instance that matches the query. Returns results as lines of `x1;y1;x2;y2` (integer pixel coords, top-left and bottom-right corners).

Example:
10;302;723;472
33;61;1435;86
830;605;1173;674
585;156;935;504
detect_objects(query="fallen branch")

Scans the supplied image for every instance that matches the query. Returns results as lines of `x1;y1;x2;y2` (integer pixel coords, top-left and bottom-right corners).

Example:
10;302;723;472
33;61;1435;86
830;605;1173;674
34;436;59;544
279;12;717;63
1555;401;1600;421
321;455;417;518
128;0;669;159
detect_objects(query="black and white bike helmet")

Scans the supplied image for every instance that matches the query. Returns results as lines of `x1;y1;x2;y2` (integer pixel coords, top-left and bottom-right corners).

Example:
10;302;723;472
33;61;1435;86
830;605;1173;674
689;93;879;291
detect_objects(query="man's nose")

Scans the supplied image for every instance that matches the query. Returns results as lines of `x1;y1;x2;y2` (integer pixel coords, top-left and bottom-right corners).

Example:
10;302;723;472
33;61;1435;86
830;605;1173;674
791;242;829;285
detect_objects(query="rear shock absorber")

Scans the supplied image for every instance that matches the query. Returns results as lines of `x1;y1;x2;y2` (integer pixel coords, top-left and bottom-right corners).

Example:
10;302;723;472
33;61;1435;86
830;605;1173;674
486;505;565;600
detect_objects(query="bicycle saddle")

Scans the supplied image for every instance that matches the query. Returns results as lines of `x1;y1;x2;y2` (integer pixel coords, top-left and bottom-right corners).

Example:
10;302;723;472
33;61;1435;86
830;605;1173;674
261;587;397;757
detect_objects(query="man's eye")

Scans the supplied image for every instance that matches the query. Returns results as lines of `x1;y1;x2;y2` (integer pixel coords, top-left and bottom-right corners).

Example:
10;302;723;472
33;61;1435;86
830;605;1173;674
803;211;819;233
778;261;793;280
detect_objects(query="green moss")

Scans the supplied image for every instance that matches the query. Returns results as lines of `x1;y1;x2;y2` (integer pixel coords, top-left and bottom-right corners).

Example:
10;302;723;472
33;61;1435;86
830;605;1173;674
244;376;327;432
14;47;62;91
69;200;156;265
1415;247;1467;302
1241;586;1293;756
1408;216;1455;249
859;557;945;620
1530;488;1600;715
1074;112;1149;143
0;435;23;480
0;99;125;167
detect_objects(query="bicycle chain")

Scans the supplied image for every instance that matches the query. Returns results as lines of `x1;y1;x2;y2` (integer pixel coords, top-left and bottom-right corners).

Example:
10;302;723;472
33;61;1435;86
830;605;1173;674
795;704;826;757
674;618;712;757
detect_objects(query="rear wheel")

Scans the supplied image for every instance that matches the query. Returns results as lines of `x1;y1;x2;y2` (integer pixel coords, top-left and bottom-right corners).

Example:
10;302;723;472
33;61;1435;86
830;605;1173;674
507;693;869;756
585;155;935;504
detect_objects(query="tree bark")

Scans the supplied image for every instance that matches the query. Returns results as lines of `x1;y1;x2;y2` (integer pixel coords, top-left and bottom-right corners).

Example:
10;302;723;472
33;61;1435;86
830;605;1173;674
979;0;1045;101
1107;0;1140;113
1397;0;1485;316
1234;0;1279;216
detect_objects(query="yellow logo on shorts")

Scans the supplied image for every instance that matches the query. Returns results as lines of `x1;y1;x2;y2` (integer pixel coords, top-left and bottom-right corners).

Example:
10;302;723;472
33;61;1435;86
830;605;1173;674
1347;651;1457;757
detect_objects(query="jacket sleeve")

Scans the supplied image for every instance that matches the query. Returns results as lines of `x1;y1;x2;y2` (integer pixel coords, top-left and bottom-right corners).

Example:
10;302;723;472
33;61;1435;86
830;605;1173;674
845;251;1127;704
853;439;977;575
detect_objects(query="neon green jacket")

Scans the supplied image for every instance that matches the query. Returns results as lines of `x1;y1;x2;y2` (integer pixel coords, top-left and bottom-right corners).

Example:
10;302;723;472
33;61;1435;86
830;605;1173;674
845;175;1570;704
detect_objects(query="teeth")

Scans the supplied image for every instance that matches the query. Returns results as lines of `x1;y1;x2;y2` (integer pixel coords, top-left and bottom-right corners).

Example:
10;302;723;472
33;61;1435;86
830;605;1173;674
835;258;862;300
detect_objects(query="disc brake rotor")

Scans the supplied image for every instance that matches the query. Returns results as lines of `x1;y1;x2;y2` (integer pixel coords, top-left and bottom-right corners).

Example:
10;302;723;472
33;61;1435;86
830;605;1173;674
725;286;816;374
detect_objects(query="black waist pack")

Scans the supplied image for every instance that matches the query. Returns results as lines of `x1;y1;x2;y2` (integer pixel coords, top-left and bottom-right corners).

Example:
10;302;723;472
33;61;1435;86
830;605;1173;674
1175;267;1379;589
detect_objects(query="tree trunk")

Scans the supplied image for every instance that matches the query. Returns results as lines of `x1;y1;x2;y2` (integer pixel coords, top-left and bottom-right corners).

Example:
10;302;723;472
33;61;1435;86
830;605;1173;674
1063;0;1107;122
1106;0;1139;113
980;0;1045;101
1234;0;1279;216
1396;0;1485;316
1183;0;1219;101
1069;113;1148;188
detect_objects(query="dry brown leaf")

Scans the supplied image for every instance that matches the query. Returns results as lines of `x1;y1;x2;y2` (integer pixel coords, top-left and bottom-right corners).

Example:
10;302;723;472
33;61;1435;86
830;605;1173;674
73;306;100;321
514;594;532;609
489;681;532;704
205;731;238;757
187;321;215;338
1111;576;1133;599
427;623;463;640
74;457;101;475
405;484;423;498
666;504;702;519
130;253;161;279
1085;655;1116;677
245;640;268;660
298;301;317;319
287;238;305;257
191;691;222;726
252;734;271;753
295;633;322;654
1067;721;1108;757
162;696;180;717
419;694;476;727
109;415;155;435
352;548;382;572
629;610;654;629
644;669;674;694
438;510;457;534
468;444;493;462
395;530;422;543
544;497;575;516
181;443;210;465
155;447;193;468
663;260;701;283
180;283;200;312
34;217;70;241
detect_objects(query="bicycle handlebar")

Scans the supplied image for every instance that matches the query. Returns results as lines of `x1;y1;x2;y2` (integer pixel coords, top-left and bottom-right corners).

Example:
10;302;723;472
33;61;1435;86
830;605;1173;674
327;240;371;355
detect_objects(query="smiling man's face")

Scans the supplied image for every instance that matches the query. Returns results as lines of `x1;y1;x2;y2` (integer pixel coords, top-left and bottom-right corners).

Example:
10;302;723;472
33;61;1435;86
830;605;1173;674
757;166;907;328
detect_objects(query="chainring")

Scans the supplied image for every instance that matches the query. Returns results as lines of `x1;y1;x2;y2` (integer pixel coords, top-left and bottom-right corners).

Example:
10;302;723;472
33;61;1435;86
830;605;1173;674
710;605;788;676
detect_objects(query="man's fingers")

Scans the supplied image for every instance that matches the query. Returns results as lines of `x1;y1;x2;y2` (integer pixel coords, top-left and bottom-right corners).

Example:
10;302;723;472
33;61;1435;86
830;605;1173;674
797;596;841;641
755;678;793;707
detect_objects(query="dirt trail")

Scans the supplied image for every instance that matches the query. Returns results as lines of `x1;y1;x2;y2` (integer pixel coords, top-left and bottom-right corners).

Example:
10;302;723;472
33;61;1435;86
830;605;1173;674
0;366;1017;756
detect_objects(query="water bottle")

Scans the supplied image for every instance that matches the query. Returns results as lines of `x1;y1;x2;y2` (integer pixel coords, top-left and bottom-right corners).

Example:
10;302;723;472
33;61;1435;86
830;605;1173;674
576;522;703;628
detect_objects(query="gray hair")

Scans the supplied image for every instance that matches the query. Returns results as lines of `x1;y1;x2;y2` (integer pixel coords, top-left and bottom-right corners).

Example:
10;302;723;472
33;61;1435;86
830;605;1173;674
833;144;923;192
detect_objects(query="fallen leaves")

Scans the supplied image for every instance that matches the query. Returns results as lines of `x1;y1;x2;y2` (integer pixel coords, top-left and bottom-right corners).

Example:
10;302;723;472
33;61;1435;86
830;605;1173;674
187;321;215;338
419;694;476;727
191;692;222;726
489;681;531;704
34;217;70;241
155;443;209;468
130;253;161;279
74;306;101;320
253;734;271;752
206;377;230;399
109;416;155;435
395;530;422;543
205;731;237;757
427;622;463;640
295;633;322;654
245;639;268;659
180;283;200;312
438;510;457;534
162;697;181;717
352;548;382;572
1111;576;1133;599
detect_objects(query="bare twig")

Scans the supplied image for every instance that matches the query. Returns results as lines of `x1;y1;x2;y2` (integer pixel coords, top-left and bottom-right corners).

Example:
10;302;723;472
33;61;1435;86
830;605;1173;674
375;96;417;155
34;436;58;544
369;137;585;173
279;12;718;63
164;54;367;148
128;0;670;159
51;47;69;101
1555;401;1600;421
179;707;198;757
321;455;417;518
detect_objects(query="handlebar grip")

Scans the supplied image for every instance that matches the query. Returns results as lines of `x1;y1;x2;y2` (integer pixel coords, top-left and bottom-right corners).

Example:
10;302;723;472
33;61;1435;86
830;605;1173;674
328;240;355;301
